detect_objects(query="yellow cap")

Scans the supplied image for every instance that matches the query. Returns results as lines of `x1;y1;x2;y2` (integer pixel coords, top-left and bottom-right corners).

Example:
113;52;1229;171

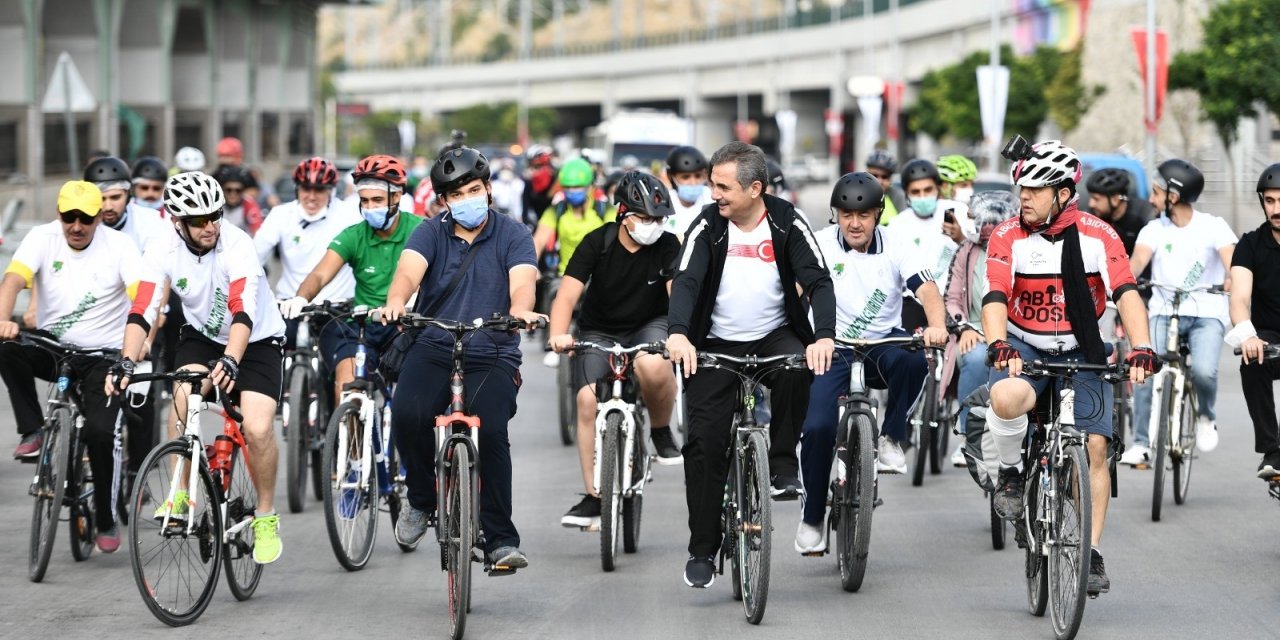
56;180;102;216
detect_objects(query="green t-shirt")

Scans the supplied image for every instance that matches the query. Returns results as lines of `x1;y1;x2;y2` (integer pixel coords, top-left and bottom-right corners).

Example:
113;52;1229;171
539;201;616;276
328;213;424;308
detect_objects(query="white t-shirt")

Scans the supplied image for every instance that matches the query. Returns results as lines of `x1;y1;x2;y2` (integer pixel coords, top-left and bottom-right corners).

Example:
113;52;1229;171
1135;209;1236;322
117;201;167;253
5;222;145;349
818;225;930;340
139;222;286;344
665;186;714;237
255;199;360;301
885;198;965;294
709;215;785;341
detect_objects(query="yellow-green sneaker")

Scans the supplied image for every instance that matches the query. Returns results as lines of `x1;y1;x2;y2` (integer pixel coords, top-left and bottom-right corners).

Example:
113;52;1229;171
251;514;282;564
153;490;189;521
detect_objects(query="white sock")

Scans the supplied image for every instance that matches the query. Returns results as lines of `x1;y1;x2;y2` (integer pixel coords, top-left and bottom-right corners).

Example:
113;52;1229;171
986;410;1029;470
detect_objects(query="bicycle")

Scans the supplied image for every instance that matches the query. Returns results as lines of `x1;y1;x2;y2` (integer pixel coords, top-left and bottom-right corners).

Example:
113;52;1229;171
1102;301;1130;501
676;351;808;625
1231;343;1280;505
555;316;578;447
909;338;950;485
280;299;348;514
385;311;543;640
1012;359;1127;640
321;304;411;571
126;369;261;627
568;340;664;572
1138;281;1224;522
19;331;119;583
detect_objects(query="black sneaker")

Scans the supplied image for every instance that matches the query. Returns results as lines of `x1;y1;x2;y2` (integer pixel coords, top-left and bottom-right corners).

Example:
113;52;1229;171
1257;450;1280;479
651;428;682;466
683;555;716;588
1087;549;1110;596
992;466;1025;521
770;474;802;501
559;494;601;528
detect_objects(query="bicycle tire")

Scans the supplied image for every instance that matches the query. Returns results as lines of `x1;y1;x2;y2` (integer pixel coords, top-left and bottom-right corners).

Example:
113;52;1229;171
129;439;223;627
990;493;1006;551
599;412;623;572
446;441;473;640
729;456;744;603
1024;462;1048;617
322;402;379;571
1151;375;1172;522
1047;443;1091;639
1172;383;1196;505
836;410;876;592
223;441;263;600
739;430;772;624
68;438;95;562
29;408;71;583
931;404;950;476
622;424;646;554
558;356;576;446
285;365;309;514
911;381;933;486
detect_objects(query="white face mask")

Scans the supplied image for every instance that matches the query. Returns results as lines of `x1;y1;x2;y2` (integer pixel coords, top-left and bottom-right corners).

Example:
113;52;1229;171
954;186;974;205
627;218;664;246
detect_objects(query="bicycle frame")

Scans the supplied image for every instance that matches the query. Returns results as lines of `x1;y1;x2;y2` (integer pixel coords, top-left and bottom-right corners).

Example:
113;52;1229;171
433;324;481;550
332;311;396;513
1142;284;1218;462
584;343;658;504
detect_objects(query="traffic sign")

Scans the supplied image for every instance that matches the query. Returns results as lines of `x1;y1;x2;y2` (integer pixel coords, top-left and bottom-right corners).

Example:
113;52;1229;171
41;52;96;113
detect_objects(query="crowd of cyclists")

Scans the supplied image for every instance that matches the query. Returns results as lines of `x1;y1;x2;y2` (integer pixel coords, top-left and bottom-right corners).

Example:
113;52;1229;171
7;125;1280;632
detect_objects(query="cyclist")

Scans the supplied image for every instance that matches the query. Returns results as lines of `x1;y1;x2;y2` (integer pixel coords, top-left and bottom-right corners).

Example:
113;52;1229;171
665;141;835;588
941;190;1020;466
523;144;558;228
1122;159;1235;465
1228;163;1280;478
765;158;795;205
865;149;907;226
887;159;965;332
795;173;947;552
377;145;543;570
254;157;360;349
280;154;422;404
109;171;288;564
0;181;145;552
130;155;169;212
214;136;261;203
664;145;714;237
213;164;263;236
982;139;1157;597
1084;167;1151;257
937;154;978;205
548;171;682;528
173;146;205;174
532;157;614;270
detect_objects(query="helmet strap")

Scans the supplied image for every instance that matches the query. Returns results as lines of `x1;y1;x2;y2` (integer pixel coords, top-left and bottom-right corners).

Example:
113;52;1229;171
174;220;213;257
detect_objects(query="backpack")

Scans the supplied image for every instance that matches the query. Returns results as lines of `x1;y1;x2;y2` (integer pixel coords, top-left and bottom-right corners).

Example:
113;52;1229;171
961;384;1002;493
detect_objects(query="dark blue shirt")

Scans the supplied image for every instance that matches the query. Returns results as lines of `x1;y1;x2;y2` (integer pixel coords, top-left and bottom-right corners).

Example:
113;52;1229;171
404;210;537;371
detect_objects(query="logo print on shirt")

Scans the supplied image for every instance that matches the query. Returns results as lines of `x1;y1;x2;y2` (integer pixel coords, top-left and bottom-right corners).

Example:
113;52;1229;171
52;260;64;273
364;266;377;274
726;240;776;263
176;277;188;291
832;263;846;279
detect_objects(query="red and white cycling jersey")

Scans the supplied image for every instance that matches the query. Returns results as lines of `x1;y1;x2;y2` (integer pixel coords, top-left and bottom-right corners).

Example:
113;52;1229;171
985;205;1136;352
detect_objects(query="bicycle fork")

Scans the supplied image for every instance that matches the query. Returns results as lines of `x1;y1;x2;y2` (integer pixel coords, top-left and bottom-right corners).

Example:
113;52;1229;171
334;391;378;505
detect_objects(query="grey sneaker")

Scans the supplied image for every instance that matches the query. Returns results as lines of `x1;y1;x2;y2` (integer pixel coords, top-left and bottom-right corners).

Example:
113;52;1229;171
488;546;529;569
992;466;1025;521
395;505;431;548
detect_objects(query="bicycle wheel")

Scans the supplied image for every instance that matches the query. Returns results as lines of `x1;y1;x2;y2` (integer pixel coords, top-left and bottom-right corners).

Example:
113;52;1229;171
599;412;623;572
446;441;473;640
739;430;772;624
836;411;875;592
322;402;379;571
990;493;1006;551
68;438;96;562
558;355;576;446
931;403;950;475
1172;384;1196;505
911;381;934;486
1024;464;1048;617
384;428;416;553
1151;375;1173;522
29;408;71;583
622;425;646;554
285;365;309;514
1047;443;1092;640
129;440;223;627
728;455;744;603
223;442;263;600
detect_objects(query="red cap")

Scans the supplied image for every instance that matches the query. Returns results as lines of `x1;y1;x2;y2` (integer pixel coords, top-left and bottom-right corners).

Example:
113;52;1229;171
216;137;243;157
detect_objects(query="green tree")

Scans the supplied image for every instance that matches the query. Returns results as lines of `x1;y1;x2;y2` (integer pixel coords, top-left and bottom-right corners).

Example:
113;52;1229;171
1044;46;1105;133
445;102;558;143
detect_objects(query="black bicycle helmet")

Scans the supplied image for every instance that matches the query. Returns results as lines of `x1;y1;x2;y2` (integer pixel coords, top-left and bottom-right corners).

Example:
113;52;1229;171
765;159;788;193
900;159;941;186
1156;159;1204;203
131;156;168;182
830;172;885;211
212;163;250;186
614;171;675;218
83;156;131;184
665;145;708;174
866;149;898;174
1257;163;1280;194
1085;167;1131;197
430;146;491;194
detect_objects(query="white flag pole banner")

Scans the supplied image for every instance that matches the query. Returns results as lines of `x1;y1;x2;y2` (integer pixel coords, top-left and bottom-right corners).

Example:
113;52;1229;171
398;118;416;157
775;109;798;165
856;96;883;149
977;65;1010;147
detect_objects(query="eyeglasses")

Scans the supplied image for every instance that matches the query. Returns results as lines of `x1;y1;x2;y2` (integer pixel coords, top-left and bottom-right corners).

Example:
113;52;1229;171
59;210;97;226
183;211;223;229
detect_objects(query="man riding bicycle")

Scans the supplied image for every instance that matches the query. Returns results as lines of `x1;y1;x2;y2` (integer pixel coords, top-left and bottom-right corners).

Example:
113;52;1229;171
1123;159;1235;465
1084;168;1151;257
937;154;978;205
983;139;1157;598
887;159;966;332
378;146;543;570
109;171;288;565
547;171;682;529
865;150;907;227
664;145;714;237
665;141;835;588
0;181;146;553
795;172;947;553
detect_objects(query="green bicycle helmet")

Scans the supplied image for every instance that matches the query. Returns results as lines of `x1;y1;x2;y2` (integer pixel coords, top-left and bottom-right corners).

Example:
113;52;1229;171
937;155;978;183
558;157;595;188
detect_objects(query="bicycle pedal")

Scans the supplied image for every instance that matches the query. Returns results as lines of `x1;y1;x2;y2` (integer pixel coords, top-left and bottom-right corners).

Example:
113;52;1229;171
1132;463;1151;470
487;566;517;576
578;524;600;532
800;551;826;558
873;498;884;508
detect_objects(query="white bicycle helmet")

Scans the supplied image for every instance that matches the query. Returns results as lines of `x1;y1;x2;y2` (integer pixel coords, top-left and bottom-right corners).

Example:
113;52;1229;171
1009;140;1081;188
164;171;225;218
963;190;1020;244
174;146;206;173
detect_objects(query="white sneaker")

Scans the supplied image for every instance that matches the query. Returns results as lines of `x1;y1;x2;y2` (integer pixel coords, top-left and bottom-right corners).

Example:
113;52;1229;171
542;351;560;368
1119;444;1150;466
877;436;907;474
795;520;826;554
950;444;967;468
1195;417;1218;452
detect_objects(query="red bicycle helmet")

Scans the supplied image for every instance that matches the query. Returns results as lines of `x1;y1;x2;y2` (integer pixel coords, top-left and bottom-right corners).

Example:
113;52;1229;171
292;157;338;188
352;154;408;188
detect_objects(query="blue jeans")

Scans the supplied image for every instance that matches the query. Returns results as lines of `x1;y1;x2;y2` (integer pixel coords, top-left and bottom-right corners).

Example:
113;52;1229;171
956;345;989;434
1132;315;1224;447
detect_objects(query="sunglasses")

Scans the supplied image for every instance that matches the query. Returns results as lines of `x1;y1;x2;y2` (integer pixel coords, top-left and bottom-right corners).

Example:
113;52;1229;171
867;172;892;181
184;211;223;229
134;183;163;195
59;210;97;226
223;186;244;194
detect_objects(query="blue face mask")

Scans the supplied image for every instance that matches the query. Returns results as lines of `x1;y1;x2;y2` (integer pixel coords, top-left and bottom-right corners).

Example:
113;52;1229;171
450;196;489;230
564;189;588;207
910;196;938;218
361;206;393;230
135;198;163;210
676;183;705;204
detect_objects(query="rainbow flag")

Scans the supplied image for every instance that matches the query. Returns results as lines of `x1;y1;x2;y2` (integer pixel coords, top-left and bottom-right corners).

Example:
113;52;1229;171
1013;0;1092;54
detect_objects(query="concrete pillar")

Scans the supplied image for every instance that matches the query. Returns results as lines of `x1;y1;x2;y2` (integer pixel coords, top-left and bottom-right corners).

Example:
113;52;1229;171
242;0;261;166
22;0;43;212
157;0;176;162
687;94;734;155
828;49;847;175
93;0;124;153
277;112;289;164
203;2;220;156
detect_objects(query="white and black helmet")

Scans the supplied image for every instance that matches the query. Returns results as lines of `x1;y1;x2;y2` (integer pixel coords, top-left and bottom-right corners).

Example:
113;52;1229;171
164;171;225;218
1009;140;1081;188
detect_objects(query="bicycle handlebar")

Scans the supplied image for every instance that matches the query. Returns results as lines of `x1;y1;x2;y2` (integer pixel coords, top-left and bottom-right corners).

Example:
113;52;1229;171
15;330;119;359
128;369;244;423
1136;280;1226;295
1021;359;1130;384
571;340;666;357
296;299;353;317
1233;345;1280;359
695;351;808;370
835;334;930;350
374;311;547;334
